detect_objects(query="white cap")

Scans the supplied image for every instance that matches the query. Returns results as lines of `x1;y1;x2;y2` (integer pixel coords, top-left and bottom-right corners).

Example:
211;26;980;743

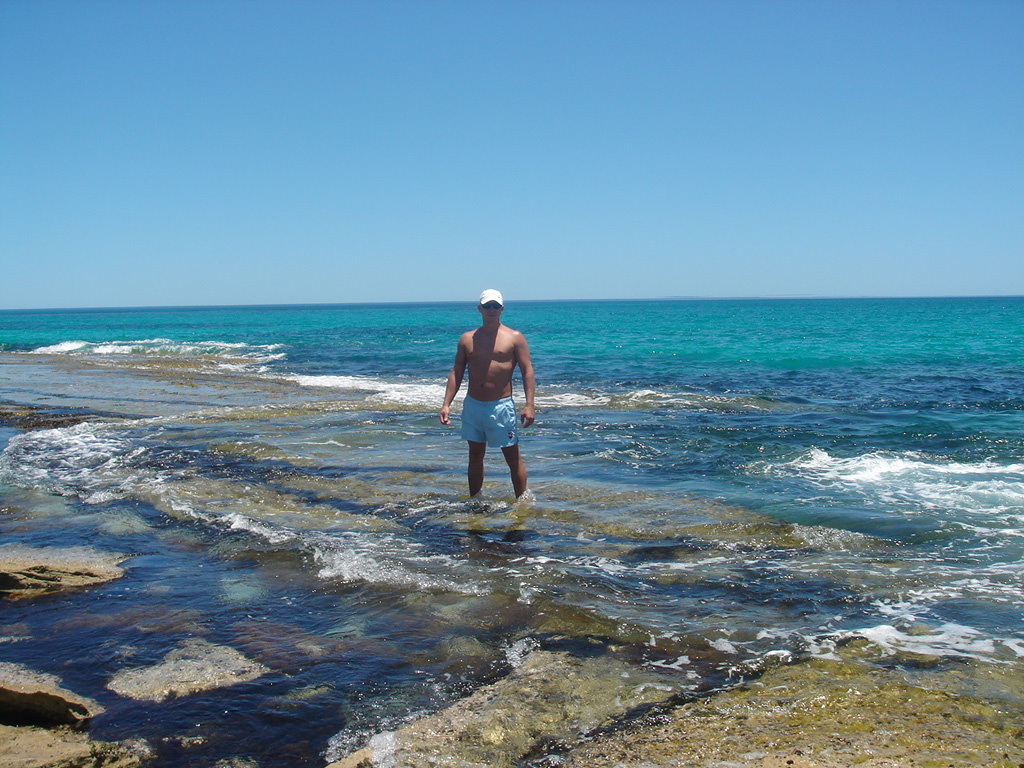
478;289;504;306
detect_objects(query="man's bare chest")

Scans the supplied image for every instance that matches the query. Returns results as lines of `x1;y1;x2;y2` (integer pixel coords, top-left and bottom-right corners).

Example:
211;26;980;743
467;344;516;365
466;333;516;366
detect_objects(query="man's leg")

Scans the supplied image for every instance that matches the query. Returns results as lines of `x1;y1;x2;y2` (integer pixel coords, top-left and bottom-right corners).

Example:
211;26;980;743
501;444;528;499
467;440;486;497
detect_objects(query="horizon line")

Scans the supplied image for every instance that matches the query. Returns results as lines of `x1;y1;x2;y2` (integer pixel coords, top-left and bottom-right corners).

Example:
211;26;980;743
2;293;1022;313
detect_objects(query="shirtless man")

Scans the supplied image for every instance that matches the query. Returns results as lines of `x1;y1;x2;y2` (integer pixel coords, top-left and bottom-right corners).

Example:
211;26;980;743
439;289;536;499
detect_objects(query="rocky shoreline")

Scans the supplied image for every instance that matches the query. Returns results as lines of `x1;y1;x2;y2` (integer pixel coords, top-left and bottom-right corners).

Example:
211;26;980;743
0;545;147;767
560;653;1024;768
0;545;279;767
325;645;1024;768
5;543;1022;768
2;405;1022;767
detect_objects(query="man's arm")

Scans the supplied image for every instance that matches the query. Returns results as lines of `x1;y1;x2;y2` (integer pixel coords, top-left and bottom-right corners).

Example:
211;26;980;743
515;332;535;427
439;337;468;425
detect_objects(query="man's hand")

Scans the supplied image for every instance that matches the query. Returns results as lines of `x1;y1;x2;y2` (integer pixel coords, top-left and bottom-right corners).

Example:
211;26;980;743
439;405;451;426
520;405;535;428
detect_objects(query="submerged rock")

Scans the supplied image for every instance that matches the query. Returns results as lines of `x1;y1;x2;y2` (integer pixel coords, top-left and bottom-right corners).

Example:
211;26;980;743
0;545;129;599
328;649;677;768
0;723;145;768
561;654;1024;768
0;662;103;727
107;639;269;702
0;403;98;432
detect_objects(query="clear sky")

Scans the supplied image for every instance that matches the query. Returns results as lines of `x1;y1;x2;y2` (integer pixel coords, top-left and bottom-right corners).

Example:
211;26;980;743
1;0;1021;309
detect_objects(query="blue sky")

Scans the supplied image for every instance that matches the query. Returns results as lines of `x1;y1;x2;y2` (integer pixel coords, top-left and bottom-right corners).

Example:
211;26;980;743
2;0;1021;309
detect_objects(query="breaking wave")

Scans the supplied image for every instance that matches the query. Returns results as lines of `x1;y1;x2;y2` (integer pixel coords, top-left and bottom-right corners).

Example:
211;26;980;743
763;448;1024;532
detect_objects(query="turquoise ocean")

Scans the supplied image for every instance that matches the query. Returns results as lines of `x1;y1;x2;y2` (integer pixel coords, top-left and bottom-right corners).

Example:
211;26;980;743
1;297;1022;764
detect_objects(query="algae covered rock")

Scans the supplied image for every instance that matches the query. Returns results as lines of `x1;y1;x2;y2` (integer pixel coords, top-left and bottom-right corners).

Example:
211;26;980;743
329;649;677;768
562;654;1024;768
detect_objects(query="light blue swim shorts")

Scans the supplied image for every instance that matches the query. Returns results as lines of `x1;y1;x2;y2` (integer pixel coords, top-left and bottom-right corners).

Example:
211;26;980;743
460;395;519;447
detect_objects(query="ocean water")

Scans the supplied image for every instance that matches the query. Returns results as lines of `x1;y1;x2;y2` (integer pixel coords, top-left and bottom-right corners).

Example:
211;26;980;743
1;296;1022;765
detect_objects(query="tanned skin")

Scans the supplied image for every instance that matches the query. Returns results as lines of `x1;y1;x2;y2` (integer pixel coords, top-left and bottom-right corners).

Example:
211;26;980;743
439;302;535;498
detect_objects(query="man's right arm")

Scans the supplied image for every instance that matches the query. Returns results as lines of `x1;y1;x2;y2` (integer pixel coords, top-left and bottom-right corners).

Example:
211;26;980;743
439;338;468;425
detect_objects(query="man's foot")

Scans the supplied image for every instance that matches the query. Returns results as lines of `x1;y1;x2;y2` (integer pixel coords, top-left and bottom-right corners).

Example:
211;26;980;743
512;488;535;507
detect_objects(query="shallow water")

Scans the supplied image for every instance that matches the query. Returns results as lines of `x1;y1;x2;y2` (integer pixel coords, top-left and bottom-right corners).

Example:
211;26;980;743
1;297;1022;765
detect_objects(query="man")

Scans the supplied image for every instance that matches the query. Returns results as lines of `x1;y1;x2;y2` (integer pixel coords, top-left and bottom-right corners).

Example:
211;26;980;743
439;289;536;499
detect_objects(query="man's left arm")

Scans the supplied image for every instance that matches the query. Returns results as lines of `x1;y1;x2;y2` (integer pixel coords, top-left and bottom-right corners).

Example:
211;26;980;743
515;333;535;427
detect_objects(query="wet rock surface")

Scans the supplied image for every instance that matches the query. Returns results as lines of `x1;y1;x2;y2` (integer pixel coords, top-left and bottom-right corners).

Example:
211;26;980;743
0;545;129;599
0;662;104;727
0;664;145;768
327;645;1024;768
561;653;1024;768
0;723;145;768
0;402;106;432
106;638;270;702
328;649;678;768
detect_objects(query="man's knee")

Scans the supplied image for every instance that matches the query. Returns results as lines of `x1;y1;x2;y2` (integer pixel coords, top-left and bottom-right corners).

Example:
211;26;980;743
500;444;522;467
468;441;487;461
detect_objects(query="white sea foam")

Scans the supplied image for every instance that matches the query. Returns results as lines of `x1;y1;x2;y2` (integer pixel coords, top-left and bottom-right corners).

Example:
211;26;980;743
286;374;448;407
711;638;739;654
28;337;285;370
504;637;539;667
852;622;1000;660
367;731;398;768
325;728;402;768
287;376;741;413
765;448;1024;529
157;489;481;595
286;375;745;414
648;655;692;671
287;374;387;390
310;533;479;594
1003;639;1024;657
606;389;768;411
368;383;448;407
782;448;1024;494
536;392;611;408
0;422;136;502
30;340;92;354
791;523;876;550
222;513;298;546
